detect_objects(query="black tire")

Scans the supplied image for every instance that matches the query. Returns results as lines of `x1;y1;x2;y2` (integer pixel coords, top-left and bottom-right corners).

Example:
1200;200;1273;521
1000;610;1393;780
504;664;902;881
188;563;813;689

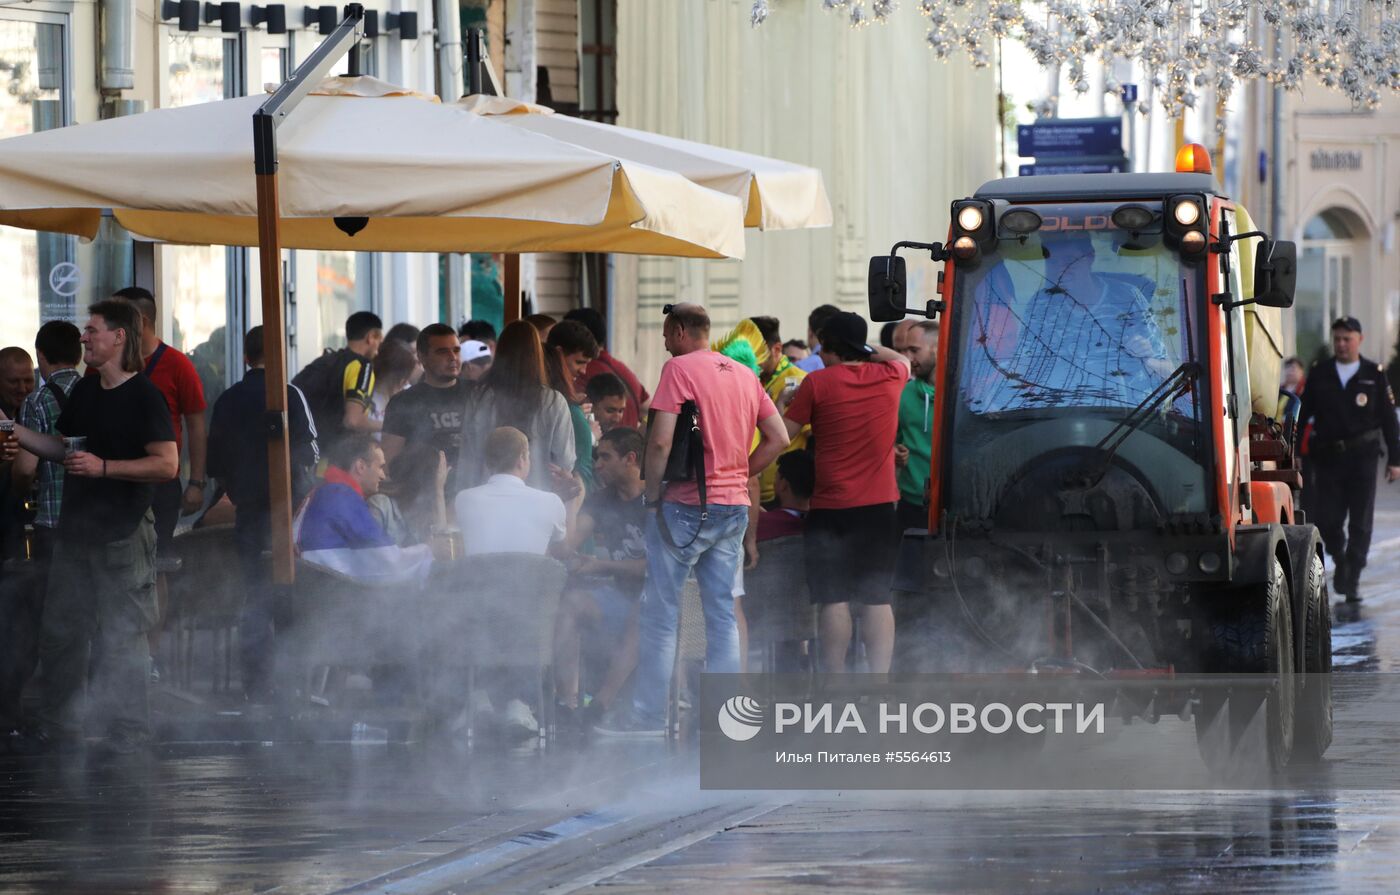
1292;550;1333;762
1195;556;1296;772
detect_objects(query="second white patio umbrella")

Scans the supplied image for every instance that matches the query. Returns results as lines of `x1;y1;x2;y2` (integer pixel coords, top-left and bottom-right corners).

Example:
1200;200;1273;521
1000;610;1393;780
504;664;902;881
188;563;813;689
458;94;832;232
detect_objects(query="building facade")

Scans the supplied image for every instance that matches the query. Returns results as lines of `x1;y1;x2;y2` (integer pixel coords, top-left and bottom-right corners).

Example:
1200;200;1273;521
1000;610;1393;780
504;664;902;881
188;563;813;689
1284;89;1400;369
609;0;998;383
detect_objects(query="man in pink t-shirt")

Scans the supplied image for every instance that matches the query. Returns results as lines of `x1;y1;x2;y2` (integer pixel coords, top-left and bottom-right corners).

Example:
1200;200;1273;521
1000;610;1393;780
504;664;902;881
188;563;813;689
596;303;789;736
782;311;910;674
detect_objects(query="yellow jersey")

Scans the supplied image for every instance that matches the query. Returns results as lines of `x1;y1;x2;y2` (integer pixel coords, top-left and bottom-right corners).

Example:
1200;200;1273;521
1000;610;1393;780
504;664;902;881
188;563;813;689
758;357;809;504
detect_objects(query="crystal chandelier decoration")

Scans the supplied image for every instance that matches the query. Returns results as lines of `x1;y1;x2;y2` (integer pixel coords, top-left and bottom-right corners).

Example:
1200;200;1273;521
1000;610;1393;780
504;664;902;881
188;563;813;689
750;0;1400;118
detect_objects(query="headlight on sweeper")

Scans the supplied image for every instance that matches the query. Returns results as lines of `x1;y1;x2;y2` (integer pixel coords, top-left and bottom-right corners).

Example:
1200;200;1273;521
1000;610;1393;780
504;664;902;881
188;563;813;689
1172;199;1201;227
1180;229;1207;254
951;235;978;261
957;204;985;232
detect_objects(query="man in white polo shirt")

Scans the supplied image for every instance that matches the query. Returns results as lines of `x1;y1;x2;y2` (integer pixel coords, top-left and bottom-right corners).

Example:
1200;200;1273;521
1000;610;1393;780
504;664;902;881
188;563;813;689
454;426;566;555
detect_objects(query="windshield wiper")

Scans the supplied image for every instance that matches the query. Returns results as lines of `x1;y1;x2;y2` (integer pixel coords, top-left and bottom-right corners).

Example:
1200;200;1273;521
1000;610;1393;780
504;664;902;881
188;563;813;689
1073;361;1201;487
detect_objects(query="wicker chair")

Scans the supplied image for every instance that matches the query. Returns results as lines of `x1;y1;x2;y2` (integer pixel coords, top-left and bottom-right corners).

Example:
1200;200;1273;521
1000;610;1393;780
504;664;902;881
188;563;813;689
167;524;244;693
740;536;816;673
290;559;427;704
422;553;568;738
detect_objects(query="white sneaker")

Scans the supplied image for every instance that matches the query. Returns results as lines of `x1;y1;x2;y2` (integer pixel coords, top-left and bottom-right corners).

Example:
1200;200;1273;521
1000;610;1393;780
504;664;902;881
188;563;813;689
450;692;495;733
503;699;540;735
344;672;373;691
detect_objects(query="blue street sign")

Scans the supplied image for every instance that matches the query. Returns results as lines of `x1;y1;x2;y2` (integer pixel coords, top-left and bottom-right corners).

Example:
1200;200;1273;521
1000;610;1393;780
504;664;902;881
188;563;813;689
1120;83;1138;104
1019;156;1130;176
1017;117;1124;158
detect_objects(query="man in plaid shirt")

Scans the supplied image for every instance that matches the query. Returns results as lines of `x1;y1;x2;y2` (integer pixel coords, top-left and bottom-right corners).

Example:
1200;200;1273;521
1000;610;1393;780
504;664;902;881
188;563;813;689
4;321;81;738
14;322;83;544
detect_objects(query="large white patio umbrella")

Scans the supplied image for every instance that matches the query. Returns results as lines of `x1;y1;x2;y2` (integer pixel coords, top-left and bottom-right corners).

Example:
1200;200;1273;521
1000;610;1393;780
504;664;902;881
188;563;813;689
0;76;747;259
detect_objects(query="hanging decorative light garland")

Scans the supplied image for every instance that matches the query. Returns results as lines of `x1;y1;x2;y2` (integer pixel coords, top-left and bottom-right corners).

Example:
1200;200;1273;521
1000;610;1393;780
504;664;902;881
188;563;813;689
750;0;1400;119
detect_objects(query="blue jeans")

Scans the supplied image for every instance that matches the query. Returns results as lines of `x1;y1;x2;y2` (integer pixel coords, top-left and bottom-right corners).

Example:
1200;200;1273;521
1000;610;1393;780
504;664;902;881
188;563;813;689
632;502;749;725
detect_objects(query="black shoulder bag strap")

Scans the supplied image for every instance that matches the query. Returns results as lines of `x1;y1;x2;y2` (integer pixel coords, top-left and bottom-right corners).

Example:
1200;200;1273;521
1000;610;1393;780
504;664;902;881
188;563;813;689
142;342;168;378
655;400;707;551
44;378;71;413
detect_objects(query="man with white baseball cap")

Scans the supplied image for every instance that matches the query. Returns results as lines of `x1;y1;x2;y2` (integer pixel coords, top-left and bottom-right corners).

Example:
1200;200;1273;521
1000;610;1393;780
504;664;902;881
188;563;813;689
460;340;493;383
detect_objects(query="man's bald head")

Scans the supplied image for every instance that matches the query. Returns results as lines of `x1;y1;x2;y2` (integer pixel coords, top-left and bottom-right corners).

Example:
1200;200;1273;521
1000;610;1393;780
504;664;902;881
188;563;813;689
665;303;709;335
899;320;940;380
663;303;711;357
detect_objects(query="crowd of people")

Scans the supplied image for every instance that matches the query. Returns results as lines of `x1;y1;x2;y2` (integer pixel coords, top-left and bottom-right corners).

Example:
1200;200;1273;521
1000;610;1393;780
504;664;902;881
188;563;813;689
0;292;946;749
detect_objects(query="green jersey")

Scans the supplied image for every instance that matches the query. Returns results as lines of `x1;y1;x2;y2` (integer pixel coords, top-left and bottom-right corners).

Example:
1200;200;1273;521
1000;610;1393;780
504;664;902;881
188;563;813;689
896;377;936;504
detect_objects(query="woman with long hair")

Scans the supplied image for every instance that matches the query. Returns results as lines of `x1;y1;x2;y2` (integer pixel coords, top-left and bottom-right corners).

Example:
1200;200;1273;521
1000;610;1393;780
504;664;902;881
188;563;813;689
457;320;578;495
544;320;601;492
367;443;449;547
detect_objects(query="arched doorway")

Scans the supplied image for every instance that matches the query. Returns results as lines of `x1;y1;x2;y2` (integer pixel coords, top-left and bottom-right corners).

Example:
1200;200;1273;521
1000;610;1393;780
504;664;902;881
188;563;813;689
1295;208;1367;363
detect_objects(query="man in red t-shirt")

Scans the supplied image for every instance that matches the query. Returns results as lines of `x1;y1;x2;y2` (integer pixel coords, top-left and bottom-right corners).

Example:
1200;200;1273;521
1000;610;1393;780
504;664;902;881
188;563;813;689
120;290;209;545
564;308;651;429
596;304;788;736
782;311;910;673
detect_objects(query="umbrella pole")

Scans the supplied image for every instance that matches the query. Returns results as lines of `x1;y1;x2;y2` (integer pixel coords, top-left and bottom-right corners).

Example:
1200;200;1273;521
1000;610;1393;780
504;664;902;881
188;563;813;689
255;172;296;585
503;253;522;324
251;3;368;584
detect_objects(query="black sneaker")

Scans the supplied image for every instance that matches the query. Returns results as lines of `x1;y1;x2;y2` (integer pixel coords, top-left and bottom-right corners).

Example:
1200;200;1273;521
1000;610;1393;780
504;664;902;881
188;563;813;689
552;703;589;739
578;700;607;731
1332;560;1351;597
593;711;666;738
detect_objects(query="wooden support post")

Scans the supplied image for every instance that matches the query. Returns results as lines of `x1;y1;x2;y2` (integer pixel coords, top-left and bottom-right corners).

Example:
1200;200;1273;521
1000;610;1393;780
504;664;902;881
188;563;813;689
249;4;366;586
255;173;296;585
503;253;522;324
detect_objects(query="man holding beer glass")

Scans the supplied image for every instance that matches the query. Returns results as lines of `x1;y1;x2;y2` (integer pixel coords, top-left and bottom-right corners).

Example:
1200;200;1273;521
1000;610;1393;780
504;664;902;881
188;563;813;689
0;301;177;755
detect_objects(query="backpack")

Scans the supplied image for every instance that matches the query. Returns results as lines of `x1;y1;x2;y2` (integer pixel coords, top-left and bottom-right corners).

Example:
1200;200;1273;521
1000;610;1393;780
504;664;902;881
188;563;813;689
291;348;351;441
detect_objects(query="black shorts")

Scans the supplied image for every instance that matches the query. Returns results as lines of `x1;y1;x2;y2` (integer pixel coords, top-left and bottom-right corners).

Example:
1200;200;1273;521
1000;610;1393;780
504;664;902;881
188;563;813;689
804;503;898;606
151;478;183;555
896;499;930;536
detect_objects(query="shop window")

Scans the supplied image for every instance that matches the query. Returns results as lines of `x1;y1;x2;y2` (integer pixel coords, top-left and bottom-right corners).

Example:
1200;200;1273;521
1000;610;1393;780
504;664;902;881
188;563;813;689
316;252;379;350
261;44;287;90
163;31;244;412
1298;207;1365;364
579;0;616;123
0;14;72;347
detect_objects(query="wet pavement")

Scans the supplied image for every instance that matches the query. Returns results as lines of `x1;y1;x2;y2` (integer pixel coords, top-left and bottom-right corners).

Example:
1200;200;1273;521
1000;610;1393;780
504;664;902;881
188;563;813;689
3;477;1400;893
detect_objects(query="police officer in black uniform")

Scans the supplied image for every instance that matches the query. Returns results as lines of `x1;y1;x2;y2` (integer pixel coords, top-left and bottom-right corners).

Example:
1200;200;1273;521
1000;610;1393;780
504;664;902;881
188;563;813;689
1299;316;1400;601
